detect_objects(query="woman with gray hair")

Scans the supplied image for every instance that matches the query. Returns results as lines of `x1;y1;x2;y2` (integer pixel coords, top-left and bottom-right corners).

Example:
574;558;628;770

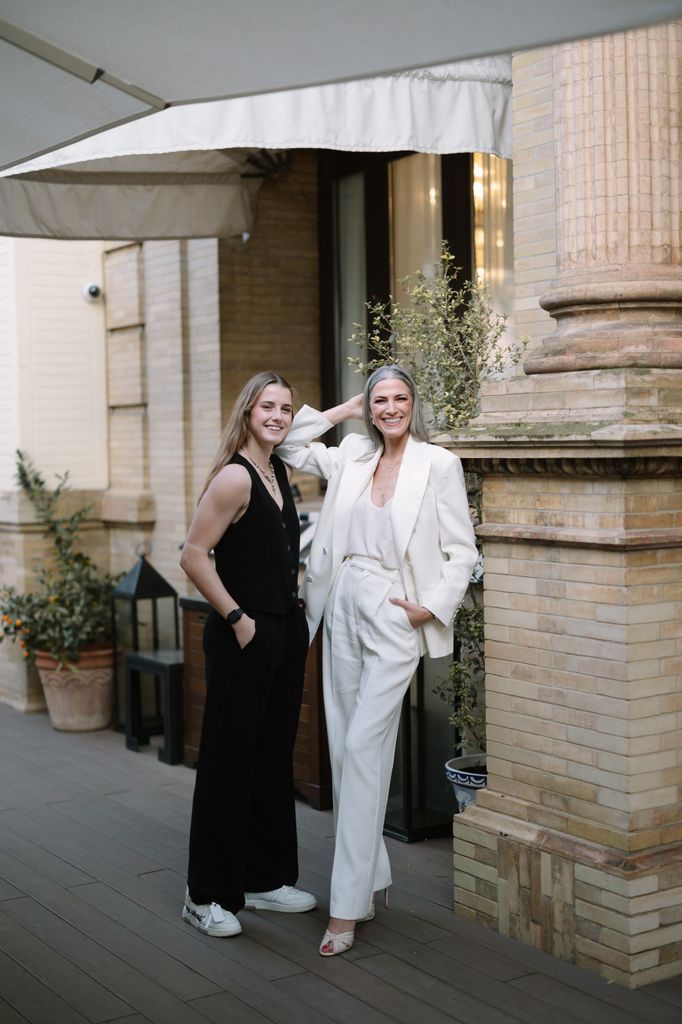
277;365;478;956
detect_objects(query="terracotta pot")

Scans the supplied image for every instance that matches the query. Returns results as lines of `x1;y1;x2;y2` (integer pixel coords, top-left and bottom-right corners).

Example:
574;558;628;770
35;647;115;731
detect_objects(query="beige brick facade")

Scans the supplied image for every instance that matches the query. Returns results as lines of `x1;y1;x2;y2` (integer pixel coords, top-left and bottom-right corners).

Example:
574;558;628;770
452;24;682;988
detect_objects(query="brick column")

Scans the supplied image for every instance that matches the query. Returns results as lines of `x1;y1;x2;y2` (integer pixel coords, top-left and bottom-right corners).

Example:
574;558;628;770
450;24;682;990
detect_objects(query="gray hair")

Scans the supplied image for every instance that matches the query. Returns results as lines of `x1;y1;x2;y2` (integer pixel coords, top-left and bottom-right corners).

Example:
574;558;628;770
363;365;429;448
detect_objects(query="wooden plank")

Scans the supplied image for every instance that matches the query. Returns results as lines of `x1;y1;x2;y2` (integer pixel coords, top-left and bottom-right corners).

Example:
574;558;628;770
60;788;189;847
187;987;323;1024
0;994;41;1024
106;787;195;829
0;819;96;889
643;975;682;1008
428;917;682;1024
0;896;220;1024
275;971;409;1024
1;805;165;877
0;948;91;1024
0;878;25;901
137;867;186;897
353;922;587;1024
45;796;188;872
0;858;220;1004
187;991;279;1024
358;952;528;1024
510;973;652;1024
107;1018;155;1024
0;905;132;1022
424;933;537;982
0;767;93;810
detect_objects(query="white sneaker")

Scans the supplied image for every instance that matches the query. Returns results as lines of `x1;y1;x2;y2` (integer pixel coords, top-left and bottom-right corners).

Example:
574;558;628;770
244;884;317;913
182;888;242;936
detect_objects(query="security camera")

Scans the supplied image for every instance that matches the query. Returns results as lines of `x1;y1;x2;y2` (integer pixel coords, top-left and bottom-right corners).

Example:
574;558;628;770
82;283;103;302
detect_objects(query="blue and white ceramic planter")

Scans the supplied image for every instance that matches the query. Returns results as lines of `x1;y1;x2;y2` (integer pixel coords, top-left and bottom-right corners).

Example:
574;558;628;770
445;754;487;812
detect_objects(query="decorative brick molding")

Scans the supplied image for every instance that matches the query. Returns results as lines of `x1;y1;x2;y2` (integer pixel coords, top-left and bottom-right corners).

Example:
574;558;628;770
462;455;682;479
477;524;682;551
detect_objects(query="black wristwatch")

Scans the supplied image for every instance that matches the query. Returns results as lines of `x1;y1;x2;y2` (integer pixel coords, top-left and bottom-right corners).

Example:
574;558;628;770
226;607;244;626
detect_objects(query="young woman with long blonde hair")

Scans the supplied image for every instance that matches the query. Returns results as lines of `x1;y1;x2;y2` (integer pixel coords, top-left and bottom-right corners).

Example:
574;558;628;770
180;371;316;937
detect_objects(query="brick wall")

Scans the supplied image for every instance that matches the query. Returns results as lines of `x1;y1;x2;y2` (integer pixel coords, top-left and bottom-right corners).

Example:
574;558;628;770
217;151;321;501
102;151;322;588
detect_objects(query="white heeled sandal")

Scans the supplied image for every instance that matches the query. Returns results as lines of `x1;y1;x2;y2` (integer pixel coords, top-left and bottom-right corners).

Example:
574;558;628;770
319;928;355;957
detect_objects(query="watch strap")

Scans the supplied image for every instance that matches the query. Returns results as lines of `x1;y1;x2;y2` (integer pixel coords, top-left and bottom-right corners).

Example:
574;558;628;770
226;607;244;625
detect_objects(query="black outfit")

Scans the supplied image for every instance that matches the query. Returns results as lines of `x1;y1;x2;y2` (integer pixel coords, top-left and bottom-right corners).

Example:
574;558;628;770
187;453;308;913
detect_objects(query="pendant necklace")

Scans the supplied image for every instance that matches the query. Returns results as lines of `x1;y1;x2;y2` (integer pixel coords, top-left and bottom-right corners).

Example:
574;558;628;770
240;448;277;499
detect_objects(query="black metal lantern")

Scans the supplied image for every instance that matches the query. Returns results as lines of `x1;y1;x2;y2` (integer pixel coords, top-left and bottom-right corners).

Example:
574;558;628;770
111;548;180;731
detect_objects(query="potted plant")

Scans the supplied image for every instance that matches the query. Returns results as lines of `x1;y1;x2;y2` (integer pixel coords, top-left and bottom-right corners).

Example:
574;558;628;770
433;581;487;812
0;452;120;731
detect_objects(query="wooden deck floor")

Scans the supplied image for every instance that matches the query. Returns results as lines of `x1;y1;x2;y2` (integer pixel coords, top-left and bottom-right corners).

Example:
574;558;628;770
1;704;681;1024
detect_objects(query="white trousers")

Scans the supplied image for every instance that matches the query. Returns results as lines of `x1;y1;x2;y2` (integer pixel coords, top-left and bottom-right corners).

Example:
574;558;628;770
323;556;420;919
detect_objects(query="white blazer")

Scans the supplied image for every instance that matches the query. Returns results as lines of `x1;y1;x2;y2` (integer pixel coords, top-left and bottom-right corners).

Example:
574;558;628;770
277;405;478;659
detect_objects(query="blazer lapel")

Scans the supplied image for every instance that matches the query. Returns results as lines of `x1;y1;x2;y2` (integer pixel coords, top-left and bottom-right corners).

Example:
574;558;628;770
331;449;381;563
391;436;431;567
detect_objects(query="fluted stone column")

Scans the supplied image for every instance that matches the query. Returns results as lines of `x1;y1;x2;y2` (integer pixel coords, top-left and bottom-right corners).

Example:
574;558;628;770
527;24;682;373
449;23;682;990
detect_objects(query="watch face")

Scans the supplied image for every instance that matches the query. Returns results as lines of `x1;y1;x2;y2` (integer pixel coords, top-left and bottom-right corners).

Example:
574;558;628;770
227;608;243;624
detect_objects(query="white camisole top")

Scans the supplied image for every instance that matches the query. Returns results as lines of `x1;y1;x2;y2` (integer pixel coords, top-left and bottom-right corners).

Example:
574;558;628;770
346;485;398;569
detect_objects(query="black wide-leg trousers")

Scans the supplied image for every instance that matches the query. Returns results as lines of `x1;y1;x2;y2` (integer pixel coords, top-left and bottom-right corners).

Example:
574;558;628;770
187;604;308;913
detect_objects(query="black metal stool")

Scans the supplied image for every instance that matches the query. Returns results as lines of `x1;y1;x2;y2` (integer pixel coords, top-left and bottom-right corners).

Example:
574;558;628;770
124;648;184;764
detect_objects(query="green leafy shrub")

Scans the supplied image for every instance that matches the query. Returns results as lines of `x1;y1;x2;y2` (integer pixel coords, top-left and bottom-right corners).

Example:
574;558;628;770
433;595;486;755
349;241;525;430
0;452;119;668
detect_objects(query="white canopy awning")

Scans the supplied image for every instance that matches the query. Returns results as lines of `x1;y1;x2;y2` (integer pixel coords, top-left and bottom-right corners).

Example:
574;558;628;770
0;0;680;172
0;57;512;240
0;150;261;241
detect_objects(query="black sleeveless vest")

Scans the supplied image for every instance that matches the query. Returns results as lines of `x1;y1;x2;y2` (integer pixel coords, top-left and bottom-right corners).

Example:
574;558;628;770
212;453;300;615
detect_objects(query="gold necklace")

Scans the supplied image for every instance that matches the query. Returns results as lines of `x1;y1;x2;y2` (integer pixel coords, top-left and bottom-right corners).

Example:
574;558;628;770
240;449;277;498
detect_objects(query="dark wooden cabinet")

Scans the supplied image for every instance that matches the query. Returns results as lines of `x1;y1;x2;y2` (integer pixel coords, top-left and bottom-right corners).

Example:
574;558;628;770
181;598;210;769
180;598;332;809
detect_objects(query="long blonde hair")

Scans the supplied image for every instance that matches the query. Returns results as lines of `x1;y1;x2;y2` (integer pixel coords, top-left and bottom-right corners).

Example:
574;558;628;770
199;371;293;499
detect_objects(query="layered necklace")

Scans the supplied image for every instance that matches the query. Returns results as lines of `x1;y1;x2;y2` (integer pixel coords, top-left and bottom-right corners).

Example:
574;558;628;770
240;448;277;499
